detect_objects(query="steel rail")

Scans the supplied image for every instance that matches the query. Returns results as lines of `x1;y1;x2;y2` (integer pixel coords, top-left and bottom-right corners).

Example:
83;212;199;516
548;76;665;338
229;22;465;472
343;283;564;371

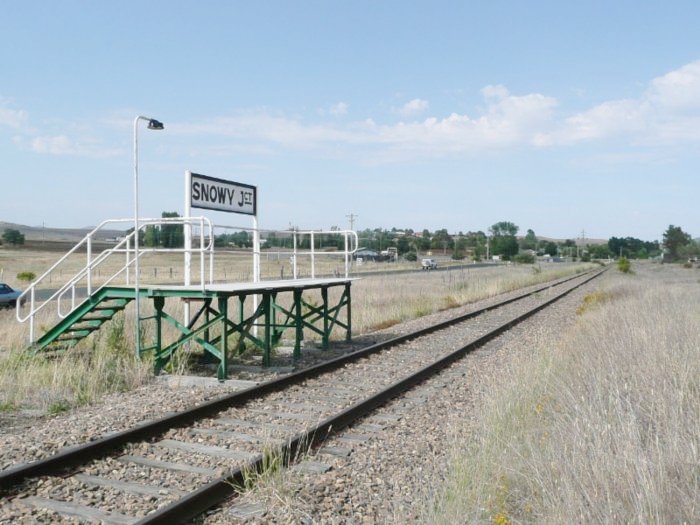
0;268;603;493
137;266;606;524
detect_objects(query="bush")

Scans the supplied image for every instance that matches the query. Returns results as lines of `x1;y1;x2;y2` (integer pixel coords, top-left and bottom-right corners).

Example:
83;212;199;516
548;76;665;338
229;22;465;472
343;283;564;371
16;271;36;283
513;253;535;264
618;257;631;273
404;251;417;262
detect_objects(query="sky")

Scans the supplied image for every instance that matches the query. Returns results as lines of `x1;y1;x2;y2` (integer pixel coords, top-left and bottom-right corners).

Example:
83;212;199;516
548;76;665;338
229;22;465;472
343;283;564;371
1;1;699;241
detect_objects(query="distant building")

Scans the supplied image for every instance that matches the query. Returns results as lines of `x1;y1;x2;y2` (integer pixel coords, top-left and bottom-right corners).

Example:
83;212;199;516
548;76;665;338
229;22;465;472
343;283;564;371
354;248;380;261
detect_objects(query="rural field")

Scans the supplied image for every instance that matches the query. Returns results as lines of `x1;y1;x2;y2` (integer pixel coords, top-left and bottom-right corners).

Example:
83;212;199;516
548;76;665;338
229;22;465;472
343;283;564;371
421;261;700;523
216;261;699;524
2;256;697;523
0;251;591;414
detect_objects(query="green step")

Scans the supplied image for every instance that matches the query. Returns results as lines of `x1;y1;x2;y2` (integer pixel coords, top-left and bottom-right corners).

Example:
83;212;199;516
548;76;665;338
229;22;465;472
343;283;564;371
33;290;134;352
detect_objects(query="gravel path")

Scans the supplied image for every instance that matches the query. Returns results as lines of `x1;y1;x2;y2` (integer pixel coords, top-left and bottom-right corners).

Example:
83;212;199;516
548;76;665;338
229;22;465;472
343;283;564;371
198;270;610;524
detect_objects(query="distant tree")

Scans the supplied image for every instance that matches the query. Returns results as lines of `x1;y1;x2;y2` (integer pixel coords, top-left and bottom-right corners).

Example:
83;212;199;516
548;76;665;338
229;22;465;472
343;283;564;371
608;236;660;259
489;221;519;260
520;229;538;250
678;240;700;260
417;229;432;251
663;225;691;261
543;241;558;256
431;229;453;253
160;212;184;248
2;228;24;246
588;244;611;259
396;236;411;255
143;225;160;247
513;253;535;264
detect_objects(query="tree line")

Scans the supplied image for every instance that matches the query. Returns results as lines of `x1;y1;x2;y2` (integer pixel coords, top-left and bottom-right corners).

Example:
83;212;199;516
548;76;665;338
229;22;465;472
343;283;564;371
3;221;697;264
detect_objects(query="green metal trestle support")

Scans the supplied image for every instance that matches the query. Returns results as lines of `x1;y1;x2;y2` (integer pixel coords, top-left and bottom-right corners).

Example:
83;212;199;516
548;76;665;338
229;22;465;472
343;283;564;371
31;281;353;380
144;281;352;379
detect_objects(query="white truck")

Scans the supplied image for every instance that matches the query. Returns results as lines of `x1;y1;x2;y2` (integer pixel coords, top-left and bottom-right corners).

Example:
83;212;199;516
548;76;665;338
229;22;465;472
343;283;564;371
421;258;438;270
380;247;398;262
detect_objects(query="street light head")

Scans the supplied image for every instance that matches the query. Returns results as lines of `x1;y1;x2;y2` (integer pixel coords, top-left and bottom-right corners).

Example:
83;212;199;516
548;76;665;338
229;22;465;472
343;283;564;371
147;119;164;130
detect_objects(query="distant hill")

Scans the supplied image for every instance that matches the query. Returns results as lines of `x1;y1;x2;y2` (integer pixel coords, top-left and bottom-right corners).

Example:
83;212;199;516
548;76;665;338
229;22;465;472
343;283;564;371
0;221;125;243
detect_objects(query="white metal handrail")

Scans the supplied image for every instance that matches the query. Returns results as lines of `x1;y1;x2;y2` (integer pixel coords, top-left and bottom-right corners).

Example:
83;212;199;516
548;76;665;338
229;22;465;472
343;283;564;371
15;218;356;344
212;225;359;280
16;217;214;343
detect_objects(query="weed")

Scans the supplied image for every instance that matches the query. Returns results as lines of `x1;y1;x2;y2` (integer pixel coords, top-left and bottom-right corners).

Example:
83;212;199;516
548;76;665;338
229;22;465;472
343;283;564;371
0;401;16;412
617;257;632;273
16;271;36;283
370;318;401;331
239;447;284;492
47;400;70;414
443;295;460;310
104;312;128;355
576;291;613;315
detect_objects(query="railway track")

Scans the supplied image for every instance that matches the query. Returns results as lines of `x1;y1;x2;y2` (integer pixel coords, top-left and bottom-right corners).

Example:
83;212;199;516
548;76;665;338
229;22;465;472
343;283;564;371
0;267;606;524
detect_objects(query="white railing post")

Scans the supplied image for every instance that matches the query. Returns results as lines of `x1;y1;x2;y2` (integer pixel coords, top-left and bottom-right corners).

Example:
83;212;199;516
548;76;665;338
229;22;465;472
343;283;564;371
311;231;315;279
200;220;205;290
344;233;349;278
184;171;192;324
29;287;35;342
86;234;92;295
293;230;298;279
208;220;214;285
126;237;131;285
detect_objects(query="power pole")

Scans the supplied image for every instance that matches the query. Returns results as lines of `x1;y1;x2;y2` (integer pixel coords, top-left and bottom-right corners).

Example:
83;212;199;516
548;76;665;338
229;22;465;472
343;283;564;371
346;213;358;231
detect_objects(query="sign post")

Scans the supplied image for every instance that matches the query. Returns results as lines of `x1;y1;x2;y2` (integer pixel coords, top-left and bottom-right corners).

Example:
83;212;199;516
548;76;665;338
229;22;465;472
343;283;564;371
184;172;259;324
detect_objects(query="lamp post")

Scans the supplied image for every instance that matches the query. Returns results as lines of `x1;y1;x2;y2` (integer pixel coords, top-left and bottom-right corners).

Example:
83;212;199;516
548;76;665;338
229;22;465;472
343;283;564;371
133;115;164;356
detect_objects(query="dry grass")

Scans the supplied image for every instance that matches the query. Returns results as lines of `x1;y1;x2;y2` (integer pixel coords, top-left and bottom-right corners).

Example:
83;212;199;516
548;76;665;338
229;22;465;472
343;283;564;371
0;260;593;412
0;310;151;413
425;263;700;524
351;263;593;335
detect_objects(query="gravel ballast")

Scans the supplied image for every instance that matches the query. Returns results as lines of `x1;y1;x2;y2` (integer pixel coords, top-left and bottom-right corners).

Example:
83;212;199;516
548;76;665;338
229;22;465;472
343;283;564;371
197;271;611;523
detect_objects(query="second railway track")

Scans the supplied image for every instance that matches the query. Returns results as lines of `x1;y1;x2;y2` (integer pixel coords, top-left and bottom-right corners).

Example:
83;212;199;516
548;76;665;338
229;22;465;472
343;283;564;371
0;267;606;524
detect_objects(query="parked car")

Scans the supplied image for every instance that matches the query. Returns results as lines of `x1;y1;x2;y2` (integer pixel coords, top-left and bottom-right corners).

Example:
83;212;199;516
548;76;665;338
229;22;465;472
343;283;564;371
421;258;438;270
0;283;24;308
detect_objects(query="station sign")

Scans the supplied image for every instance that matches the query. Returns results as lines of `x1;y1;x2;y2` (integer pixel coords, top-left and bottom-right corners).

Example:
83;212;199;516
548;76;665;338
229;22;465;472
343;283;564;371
189;173;257;216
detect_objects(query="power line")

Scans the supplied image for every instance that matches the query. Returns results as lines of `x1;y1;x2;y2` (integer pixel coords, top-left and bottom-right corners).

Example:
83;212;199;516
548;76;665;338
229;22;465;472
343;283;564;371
346;213;358;231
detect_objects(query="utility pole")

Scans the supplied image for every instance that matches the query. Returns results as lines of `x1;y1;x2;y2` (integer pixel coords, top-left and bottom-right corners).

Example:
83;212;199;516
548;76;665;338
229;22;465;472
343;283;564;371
346;213;358;231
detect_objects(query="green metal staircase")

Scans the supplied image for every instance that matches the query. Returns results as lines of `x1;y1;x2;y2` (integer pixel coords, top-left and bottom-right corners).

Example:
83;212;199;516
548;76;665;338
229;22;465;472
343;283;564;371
33;288;134;352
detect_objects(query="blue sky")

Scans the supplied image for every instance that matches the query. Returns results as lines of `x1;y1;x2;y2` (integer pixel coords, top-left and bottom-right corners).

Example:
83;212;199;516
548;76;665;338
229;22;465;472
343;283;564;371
1;1;699;241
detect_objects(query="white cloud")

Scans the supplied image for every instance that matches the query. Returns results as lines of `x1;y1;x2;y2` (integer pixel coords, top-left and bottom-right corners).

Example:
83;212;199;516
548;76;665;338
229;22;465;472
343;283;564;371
29;135;122;158
648;61;700;111
399;98;429;117
480;84;510;100
329;102;348;116
543;60;700;145
136;61;700;162
0;98;29;130
15;60;700;164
